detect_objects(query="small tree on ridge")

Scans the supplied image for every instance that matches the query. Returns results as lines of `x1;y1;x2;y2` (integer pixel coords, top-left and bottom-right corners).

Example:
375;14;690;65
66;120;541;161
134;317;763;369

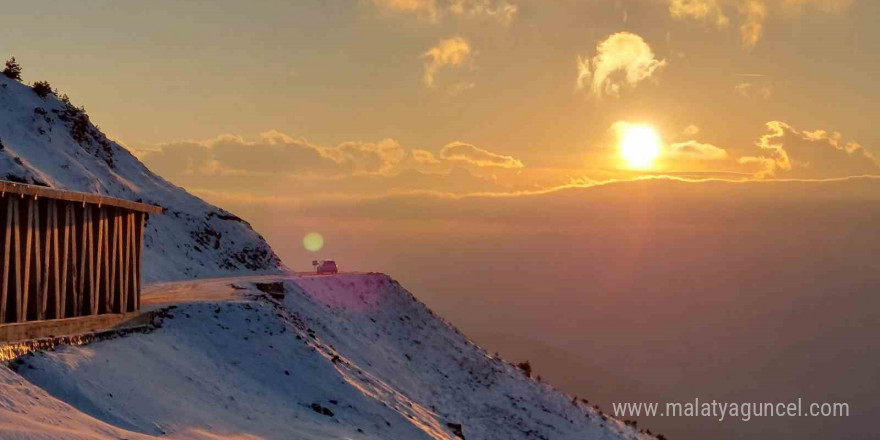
32;80;53;98
2;57;22;81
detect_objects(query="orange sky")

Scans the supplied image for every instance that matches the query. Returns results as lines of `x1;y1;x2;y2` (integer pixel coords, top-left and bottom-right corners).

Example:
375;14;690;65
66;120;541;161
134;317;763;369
2;0;877;206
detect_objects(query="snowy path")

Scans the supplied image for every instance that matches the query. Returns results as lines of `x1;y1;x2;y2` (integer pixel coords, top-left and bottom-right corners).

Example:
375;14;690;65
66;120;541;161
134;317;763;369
141;272;364;307
141;274;291;306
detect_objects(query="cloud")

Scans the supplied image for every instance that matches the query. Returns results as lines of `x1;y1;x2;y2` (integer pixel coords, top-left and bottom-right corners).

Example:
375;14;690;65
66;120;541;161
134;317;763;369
734;81;772;99
412;149;442;165
439;142;525;168
739;0;768;48
668;0;730;28
370;0;517;24
133;141;216;176
141;131;406;179
668;140;730;160
138;131;528;201
683;124;701;137
371;0;439;20
422;37;472;87
448;0;518;24
667;0;854;48
576;32;667;98
739;121;879;178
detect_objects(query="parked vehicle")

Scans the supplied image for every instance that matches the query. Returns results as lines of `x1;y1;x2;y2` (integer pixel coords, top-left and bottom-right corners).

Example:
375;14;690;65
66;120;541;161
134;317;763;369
312;260;339;275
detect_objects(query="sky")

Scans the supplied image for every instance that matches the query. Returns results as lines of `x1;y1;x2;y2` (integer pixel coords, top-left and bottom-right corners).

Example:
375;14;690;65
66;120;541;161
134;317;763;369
2;0;878;202
3;1;880;440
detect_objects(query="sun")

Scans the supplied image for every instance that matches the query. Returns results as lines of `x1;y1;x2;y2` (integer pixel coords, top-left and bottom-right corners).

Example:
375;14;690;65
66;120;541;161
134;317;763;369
620;126;661;169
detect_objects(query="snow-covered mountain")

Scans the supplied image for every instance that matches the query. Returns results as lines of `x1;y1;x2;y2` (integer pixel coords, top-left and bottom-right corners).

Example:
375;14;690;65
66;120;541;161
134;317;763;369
0;74;283;282
10;274;660;440
0;69;659;440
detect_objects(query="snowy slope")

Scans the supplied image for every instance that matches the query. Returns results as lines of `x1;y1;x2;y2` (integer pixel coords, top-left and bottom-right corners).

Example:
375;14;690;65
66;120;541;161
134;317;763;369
0;75;283;282
12;274;659;440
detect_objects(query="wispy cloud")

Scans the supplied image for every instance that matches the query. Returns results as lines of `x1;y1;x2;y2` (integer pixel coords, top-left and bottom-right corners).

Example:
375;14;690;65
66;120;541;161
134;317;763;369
734;81;772;99
138;131;527;201
668;0;730;28
440;142;525;168
666;0;855;48
669;140;730;160
370;0;517;24
739;0;768;48
739;121;879;178
422;37;473;87
683;124;701;137
576;32;667;98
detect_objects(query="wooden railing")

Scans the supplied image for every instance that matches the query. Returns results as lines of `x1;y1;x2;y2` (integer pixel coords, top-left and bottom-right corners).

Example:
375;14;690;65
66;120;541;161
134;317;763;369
0;182;161;323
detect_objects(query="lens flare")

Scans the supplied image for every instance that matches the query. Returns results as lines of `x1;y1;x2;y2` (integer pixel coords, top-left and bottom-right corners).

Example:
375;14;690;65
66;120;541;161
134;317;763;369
303;232;324;252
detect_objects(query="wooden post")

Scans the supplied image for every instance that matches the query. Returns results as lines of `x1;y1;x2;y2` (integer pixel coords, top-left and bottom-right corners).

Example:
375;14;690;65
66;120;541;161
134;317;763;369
94;207;104;315
99;208;110;314
21;197;34;322
121;213;131;313
77;206;88;316
86;207;96;316
31;198;43;321
40;200;54;320
109;210;118;313
48;200;61;319
136;212;144;311
62;203;75;318
1;196;12;323
127;212;137;312
117;214;127;314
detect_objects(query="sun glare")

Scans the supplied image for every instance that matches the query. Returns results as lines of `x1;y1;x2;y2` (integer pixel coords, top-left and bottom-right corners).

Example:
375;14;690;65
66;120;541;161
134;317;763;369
620;126;661;169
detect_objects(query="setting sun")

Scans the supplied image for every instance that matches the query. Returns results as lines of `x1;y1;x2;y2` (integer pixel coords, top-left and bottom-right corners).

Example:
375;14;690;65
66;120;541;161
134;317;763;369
620;126;661;169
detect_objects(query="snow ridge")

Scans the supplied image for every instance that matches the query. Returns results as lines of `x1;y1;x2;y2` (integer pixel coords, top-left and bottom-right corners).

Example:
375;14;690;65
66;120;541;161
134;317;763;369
0;75;283;282
13;274;659;440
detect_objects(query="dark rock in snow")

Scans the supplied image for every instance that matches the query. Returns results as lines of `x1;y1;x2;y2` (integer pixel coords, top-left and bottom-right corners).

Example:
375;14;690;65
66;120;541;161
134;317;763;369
311;403;334;417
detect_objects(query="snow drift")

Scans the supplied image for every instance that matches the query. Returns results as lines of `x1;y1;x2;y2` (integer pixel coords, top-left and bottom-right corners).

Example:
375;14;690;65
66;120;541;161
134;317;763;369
0;75;283;282
11;274;657;440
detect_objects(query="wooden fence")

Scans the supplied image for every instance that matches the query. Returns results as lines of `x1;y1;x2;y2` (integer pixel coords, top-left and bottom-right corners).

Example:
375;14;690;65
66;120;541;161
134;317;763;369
0;182;162;324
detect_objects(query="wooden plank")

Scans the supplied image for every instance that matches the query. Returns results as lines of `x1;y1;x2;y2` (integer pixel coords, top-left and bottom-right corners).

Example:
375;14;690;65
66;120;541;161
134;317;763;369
60;204;72;318
128;213;137;312
109;211;118;313
11;198;22;323
86;207;96;315
94;208;104;314
102;209;110;313
64;203;80;316
0;311;154;345
21;197;34;322
135;212;144;310
117;215;126;314
77;206;88;317
40;200;53;320
120;214;130;313
0;181;162;214
31;199;42;321
100;208;110;314
49;200;61;319
1;197;12;323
